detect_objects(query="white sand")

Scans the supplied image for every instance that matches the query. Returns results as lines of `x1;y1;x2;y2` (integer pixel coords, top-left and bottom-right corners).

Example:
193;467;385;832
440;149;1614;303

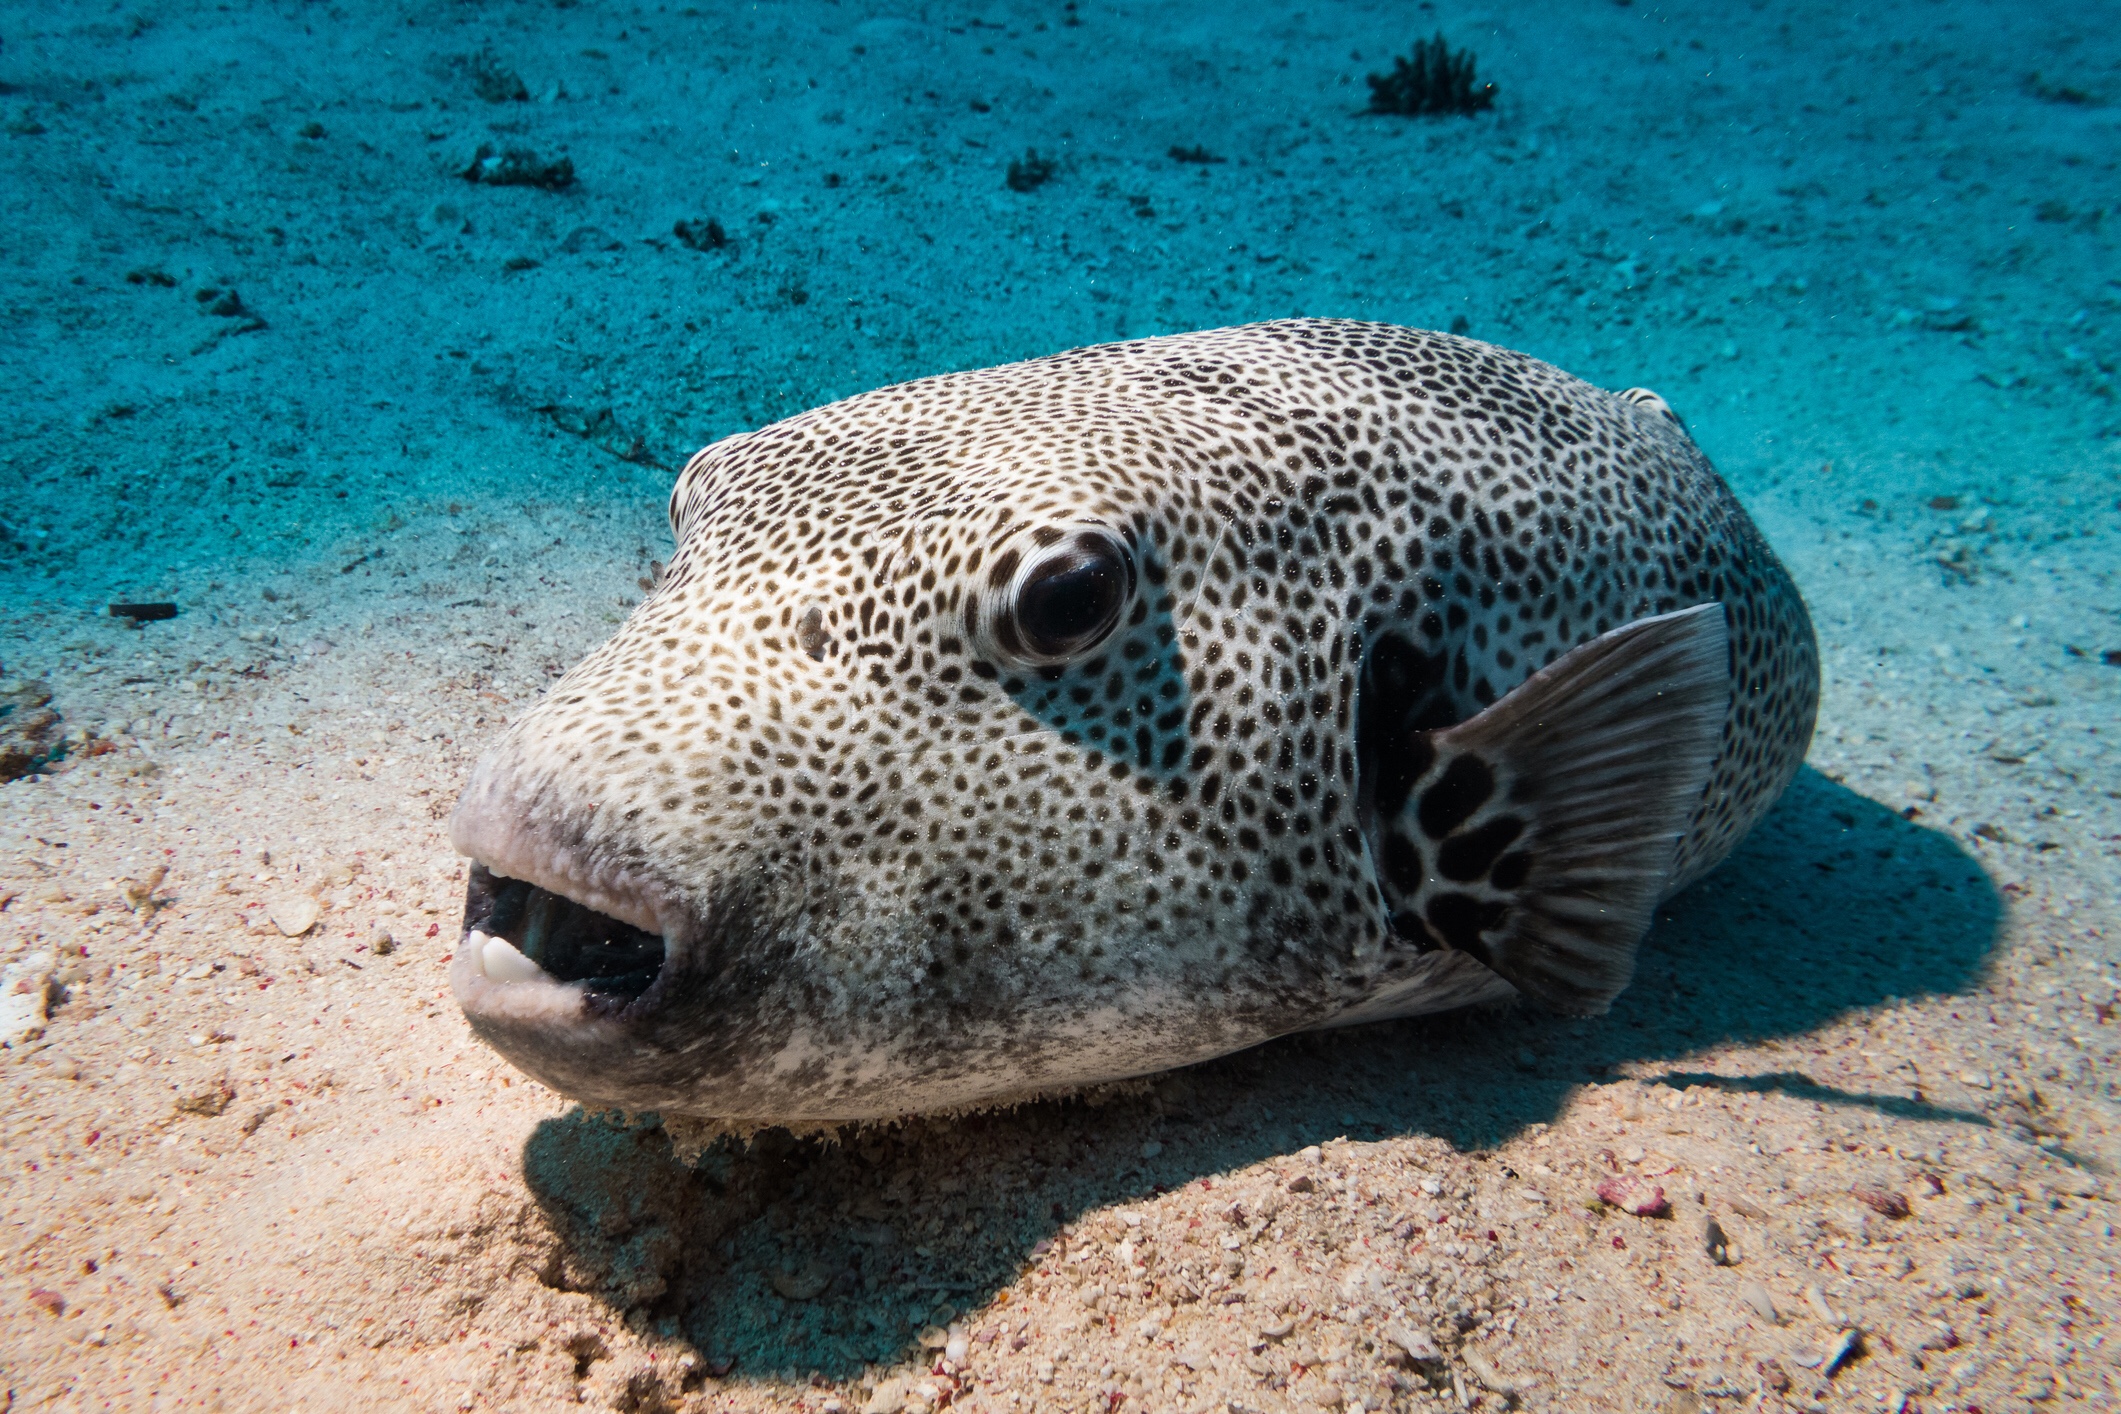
2;0;2117;1409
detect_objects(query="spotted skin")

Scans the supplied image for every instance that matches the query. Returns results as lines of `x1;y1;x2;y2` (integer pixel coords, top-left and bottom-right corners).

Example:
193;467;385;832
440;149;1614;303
449;319;1819;1126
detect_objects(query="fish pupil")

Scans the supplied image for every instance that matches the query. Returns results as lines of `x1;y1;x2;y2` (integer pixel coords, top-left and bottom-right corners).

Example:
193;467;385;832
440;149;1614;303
1016;549;1125;657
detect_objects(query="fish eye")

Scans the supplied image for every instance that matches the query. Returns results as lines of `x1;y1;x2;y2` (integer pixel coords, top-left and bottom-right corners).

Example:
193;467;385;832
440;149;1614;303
1001;530;1135;664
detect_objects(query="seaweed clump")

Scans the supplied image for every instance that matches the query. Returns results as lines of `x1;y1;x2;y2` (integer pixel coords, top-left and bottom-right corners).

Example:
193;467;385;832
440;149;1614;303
1006;150;1057;192
674;217;729;251
1366;33;1496;117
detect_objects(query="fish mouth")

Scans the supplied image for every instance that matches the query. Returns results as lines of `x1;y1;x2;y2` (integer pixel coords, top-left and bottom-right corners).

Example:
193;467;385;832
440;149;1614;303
457;862;669;1010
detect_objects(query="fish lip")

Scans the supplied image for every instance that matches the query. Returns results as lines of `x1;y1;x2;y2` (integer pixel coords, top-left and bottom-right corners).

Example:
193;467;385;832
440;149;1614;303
448;928;600;1029
448;767;674;939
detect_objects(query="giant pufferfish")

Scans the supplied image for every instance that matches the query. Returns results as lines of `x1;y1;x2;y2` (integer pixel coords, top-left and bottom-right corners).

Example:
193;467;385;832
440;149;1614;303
448;319;1819;1128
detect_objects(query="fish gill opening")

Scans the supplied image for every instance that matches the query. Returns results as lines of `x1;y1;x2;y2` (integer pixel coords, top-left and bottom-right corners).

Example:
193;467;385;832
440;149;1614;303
1353;632;1461;940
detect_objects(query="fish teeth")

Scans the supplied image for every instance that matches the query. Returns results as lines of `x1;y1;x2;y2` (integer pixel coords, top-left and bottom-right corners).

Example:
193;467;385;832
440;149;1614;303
469;928;549;985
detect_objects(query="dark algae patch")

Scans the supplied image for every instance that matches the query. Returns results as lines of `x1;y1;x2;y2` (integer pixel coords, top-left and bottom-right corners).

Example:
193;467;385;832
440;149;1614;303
674;217;729;251
1365;32;1497;117
1005;149;1056;192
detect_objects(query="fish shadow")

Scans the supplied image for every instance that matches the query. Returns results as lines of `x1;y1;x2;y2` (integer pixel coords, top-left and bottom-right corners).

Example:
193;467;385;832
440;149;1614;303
518;764;2004;1383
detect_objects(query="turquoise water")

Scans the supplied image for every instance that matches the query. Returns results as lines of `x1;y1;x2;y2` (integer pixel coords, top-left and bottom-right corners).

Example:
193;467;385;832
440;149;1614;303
3;0;2116;594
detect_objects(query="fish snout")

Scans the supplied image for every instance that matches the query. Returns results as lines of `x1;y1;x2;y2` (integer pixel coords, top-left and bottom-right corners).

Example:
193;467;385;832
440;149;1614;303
446;748;710;1105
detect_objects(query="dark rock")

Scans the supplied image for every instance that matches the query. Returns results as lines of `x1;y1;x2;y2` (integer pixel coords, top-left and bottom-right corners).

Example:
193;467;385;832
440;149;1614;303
463;144;575;191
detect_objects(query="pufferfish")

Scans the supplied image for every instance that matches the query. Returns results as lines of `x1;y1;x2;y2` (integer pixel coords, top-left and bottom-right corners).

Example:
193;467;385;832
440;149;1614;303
448;319;1818;1128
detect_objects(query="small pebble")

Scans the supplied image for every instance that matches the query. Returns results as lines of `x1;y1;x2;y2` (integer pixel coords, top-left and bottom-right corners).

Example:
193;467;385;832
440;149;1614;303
1852;1184;1912;1219
1596;1175;1669;1217
268;892;320;936
862;1377;909;1414
1703;1214;1732;1265
1821;1328;1863;1377
1741;1280;1781;1325
1384;1322;1441;1364
1462;1349;1516;1397
0;950;56;1043
769;1264;831;1301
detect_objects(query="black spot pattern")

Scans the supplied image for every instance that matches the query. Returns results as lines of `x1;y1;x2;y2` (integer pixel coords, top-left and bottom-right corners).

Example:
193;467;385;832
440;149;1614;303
1424;892;1506;962
1436;815;1524;883
1372;743;1530;960
1417;756;1496;840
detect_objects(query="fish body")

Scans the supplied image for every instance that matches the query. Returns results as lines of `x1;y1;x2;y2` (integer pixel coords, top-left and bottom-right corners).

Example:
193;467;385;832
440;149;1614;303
449;320;1817;1126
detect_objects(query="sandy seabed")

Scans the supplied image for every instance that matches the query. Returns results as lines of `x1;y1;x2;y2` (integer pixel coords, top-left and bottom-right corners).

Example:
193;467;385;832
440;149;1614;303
2;0;2119;1409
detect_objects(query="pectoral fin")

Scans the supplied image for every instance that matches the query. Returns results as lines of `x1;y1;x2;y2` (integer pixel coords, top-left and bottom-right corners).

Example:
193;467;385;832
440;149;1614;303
1367;603;1731;1014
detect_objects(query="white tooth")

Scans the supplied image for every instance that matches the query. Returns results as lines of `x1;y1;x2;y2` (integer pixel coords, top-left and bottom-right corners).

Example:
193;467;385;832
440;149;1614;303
466;929;495;977
479;935;547;985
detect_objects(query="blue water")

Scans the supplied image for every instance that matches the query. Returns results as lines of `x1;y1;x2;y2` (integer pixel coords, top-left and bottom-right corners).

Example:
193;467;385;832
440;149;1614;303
2;0;2115;593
